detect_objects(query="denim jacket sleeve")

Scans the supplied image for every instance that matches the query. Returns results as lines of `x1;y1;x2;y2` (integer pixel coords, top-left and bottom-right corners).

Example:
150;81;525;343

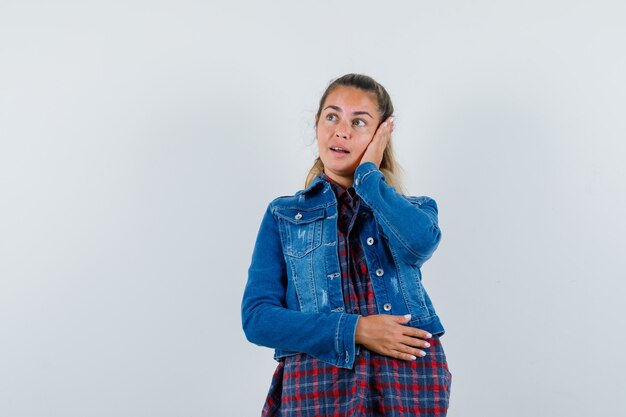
353;162;442;267
241;204;361;369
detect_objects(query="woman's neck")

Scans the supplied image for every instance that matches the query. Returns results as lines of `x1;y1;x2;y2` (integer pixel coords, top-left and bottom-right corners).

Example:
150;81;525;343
323;170;354;189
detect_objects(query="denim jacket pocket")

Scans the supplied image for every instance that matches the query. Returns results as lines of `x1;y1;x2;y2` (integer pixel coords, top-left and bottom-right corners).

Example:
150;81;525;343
275;207;325;258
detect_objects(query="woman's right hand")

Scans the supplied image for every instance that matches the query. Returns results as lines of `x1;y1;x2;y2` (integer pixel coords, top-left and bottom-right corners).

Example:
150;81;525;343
355;314;432;360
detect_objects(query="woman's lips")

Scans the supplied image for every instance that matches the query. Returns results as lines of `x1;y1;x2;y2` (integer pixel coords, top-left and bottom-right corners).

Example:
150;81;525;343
330;146;350;154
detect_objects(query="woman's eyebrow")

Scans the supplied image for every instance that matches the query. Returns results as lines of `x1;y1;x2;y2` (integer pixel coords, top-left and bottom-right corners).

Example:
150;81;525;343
324;105;374;119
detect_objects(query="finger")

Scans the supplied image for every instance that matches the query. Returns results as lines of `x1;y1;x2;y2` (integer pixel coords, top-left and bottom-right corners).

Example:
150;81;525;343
390;348;424;361
389;349;418;361
370;126;391;150
402;327;433;340
385;116;396;130
380;122;393;144
409;348;427;358
397;344;428;358
394;314;412;324
380;120;394;137
382;115;395;125
400;335;431;349
375;117;394;137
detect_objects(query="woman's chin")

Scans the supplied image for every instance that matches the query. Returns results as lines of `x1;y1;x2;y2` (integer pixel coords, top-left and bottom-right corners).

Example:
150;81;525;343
323;165;356;180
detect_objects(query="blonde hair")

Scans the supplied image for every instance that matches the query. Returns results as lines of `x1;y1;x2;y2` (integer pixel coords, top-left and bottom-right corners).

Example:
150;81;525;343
305;73;405;193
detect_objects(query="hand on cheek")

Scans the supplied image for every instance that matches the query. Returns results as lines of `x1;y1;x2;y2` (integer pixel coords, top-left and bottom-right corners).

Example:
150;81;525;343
359;116;395;168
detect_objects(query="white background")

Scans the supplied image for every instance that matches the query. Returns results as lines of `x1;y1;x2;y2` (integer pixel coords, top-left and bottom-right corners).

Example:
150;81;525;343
1;1;625;416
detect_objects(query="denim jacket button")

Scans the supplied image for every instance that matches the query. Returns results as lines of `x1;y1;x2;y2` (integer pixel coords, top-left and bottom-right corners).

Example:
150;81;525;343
383;303;392;312
355;178;360;186
375;268;384;277
294;212;302;220
366;237;375;246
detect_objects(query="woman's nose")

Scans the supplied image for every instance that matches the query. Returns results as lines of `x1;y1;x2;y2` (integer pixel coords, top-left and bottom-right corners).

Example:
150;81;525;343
335;123;349;139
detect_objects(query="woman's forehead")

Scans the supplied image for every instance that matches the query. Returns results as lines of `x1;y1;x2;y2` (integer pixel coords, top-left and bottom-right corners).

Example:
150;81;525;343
323;87;379;114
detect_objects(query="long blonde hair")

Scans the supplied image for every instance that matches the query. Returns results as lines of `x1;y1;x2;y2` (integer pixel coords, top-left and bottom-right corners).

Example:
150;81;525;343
305;73;405;194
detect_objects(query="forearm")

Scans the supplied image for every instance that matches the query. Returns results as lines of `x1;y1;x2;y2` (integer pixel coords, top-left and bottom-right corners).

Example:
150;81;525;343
242;296;360;368
241;203;360;368
353;162;442;265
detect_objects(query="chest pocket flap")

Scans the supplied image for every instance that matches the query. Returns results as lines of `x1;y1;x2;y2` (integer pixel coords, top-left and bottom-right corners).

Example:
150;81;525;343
275;207;325;257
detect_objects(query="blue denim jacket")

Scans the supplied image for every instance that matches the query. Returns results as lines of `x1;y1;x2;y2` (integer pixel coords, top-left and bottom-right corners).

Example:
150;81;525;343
241;162;444;369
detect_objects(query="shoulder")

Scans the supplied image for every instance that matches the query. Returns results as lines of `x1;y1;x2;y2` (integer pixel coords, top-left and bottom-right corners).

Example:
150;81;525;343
267;178;329;211
263;189;310;223
264;182;330;225
268;191;304;211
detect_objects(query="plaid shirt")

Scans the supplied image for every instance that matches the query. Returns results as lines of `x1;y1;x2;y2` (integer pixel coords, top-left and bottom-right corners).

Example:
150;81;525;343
261;173;452;416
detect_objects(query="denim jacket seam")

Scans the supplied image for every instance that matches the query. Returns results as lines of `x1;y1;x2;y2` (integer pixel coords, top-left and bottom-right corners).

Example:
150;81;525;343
360;167;378;182
335;312;358;369
335;313;341;360
374;210;421;259
274;202;334;211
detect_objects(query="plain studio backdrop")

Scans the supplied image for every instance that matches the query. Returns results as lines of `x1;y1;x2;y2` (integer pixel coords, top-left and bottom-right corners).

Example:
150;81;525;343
1;1;625;416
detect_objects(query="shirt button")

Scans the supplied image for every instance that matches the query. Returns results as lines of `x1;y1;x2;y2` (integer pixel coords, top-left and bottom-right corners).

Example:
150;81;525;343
375;268;384;277
366;237;375;246
383;303;392;312
345;351;350;362
355;178;360;186
294;212;302;220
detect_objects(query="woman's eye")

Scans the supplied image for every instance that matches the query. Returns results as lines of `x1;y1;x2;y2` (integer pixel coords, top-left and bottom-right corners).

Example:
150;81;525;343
353;119;366;127
326;113;338;121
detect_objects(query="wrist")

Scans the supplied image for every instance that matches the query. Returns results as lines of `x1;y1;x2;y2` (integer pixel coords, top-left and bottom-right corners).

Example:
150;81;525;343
354;315;367;345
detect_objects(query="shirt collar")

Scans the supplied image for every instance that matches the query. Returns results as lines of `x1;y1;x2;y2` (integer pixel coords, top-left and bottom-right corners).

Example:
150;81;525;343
319;172;359;206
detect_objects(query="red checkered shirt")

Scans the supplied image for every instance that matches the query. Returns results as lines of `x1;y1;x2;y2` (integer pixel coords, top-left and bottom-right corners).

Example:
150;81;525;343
261;173;452;416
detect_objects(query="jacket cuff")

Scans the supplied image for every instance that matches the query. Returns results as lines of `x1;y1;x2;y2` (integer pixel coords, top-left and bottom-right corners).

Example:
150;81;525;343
336;313;360;369
354;161;382;188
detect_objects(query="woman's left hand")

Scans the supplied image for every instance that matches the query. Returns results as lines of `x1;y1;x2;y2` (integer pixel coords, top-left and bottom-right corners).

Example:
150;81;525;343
359;116;395;168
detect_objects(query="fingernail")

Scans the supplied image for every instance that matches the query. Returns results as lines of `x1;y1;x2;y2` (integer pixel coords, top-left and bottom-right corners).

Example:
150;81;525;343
426;333;432;339
404;314;411;320
424;342;430;348
420;351;427;357
409;355;417;360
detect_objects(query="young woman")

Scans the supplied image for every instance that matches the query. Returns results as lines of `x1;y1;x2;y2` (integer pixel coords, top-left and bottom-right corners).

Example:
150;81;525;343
242;73;452;416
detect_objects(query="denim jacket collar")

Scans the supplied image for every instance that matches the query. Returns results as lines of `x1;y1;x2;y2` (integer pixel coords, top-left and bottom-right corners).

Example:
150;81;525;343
298;174;326;196
299;172;358;202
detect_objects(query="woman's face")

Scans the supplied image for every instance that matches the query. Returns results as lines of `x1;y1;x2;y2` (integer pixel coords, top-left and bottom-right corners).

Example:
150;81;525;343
315;86;381;187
